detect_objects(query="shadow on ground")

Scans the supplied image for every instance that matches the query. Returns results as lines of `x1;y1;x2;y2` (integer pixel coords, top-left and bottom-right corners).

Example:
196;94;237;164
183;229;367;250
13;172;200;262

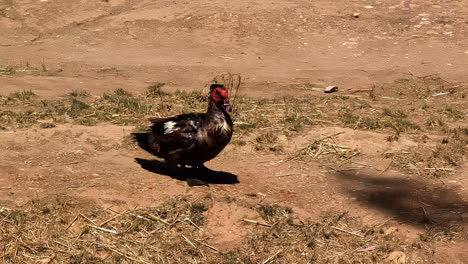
334;170;468;227
135;158;239;185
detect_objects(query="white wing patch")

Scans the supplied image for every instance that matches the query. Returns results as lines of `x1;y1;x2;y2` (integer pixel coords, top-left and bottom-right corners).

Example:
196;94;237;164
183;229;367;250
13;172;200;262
164;121;178;134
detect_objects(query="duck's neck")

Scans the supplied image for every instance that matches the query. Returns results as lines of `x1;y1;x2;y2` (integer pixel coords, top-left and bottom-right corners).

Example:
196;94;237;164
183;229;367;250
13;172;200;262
206;98;232;125
206;98;224;116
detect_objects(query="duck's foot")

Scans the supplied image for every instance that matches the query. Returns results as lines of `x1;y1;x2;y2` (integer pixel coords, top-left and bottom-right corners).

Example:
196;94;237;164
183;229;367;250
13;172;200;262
186;177;209;187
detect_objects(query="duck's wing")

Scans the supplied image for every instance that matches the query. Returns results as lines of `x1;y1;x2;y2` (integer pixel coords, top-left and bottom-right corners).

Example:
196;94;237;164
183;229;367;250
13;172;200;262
148;113;203;155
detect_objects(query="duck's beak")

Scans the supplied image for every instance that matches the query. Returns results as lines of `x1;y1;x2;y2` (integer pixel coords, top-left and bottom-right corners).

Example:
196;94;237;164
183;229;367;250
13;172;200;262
223;100;232;112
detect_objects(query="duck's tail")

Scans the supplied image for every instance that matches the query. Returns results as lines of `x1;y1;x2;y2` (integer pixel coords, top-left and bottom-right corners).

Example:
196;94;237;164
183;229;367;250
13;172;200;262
132;132;151;153
132;132;161;156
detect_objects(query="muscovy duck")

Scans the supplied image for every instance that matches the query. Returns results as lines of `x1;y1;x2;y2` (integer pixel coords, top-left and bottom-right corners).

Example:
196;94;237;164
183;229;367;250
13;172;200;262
145;84;233;186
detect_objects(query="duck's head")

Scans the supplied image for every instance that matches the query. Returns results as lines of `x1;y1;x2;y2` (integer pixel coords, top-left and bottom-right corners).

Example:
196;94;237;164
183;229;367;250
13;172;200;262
210;84;232;112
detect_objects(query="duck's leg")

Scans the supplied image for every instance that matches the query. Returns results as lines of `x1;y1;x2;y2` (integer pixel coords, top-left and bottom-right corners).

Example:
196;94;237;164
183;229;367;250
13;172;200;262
186;164;208;187
198;163;211;173
164;157;179;172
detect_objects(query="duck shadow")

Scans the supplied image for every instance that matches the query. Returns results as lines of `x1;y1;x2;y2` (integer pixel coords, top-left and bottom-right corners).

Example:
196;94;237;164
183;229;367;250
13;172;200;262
334;170;467;227
135;158;239;185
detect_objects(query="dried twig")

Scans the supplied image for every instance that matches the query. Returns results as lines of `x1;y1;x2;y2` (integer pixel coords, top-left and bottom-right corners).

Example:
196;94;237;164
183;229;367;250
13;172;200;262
384;151;412;155
79;214;96;224
356;246;377;252
184;217;203;231
242;218;273;227
313;143;323;159
322;142;351;149
100;210;128;227
315;132;345;142
181;234;197;249
331;226;365;238
262;249;283;264
66;214;80;230
377;158;394;177
273;173;297;178
96;242;151;264
88;224;118;234
194;239;219;252
146;213;170;225
0;211;12;224
424;167;454;171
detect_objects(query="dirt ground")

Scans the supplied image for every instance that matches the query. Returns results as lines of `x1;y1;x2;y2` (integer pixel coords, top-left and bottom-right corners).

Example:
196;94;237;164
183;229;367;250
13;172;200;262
1;0;467;263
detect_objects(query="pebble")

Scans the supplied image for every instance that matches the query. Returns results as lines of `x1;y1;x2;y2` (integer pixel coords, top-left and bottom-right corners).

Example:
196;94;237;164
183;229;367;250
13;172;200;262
407;163;418;170
363;5;374;9
386;251;406;264
353;13;361;18
384;226;398;235
324;86;338;93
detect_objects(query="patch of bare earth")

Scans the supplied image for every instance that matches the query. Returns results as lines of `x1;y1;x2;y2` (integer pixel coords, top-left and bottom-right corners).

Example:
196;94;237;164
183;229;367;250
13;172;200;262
1;0;468;263
0;74;467;262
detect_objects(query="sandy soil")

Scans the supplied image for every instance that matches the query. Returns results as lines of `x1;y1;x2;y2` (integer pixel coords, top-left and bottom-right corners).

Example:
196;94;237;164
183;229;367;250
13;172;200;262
1;0;467;263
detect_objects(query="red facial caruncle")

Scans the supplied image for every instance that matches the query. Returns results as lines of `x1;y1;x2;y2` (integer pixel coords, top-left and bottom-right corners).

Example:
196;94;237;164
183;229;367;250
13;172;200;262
211;84;232;112
211;87;228;101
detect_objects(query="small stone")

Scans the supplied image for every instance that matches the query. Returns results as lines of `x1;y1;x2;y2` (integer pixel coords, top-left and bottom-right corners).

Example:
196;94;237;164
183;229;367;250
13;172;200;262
363;5;374;9
413;25;422;28
384;226;398;235
353;13;360;18
407;163;418;170
324;86;338;93
426;30;439;35
386;251;406;264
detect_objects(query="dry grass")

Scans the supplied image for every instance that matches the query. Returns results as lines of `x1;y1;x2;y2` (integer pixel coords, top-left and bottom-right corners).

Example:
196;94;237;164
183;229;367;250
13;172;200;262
8;90;36;101
1;76;466;263
384;126;467;178
68;90;91;98
0;76;466;176
254;132;284;152
287;133;362;172
0;61;52;76
0;195;432;264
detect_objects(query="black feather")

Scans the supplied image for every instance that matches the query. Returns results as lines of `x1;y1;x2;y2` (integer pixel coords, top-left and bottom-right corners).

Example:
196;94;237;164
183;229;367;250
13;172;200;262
132;132;151;153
